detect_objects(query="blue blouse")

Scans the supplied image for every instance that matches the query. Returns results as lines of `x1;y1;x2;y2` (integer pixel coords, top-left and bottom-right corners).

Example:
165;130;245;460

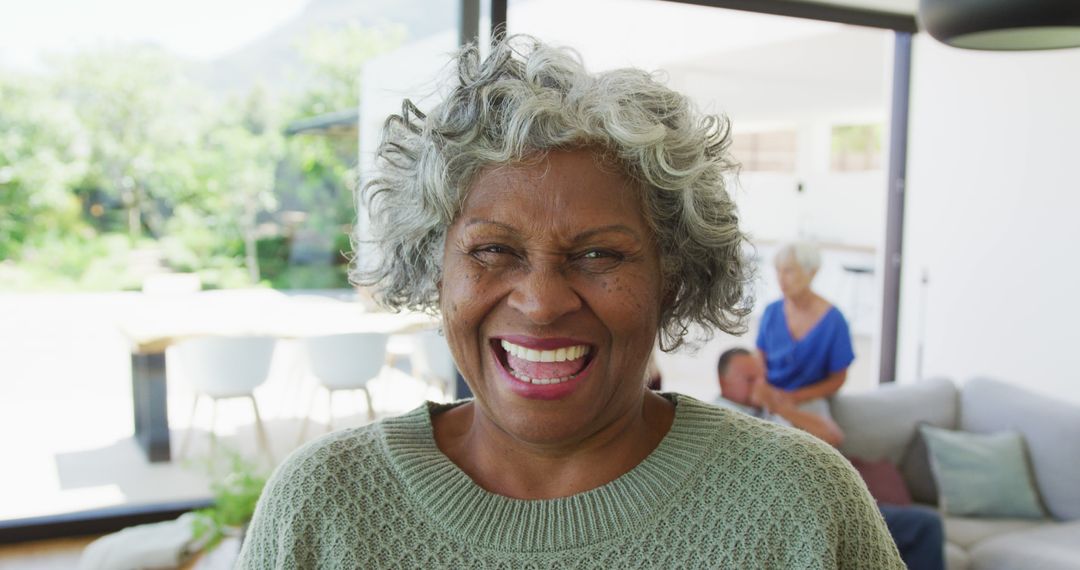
755;300;854;391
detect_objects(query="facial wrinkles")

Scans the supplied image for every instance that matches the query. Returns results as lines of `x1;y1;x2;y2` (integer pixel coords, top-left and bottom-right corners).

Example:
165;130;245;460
438;149;665;453
453;241;657;356
466;235;656;401
459;219;647;283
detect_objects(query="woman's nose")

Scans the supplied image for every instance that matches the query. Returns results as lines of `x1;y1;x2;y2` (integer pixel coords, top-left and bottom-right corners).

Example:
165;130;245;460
506;264;583;325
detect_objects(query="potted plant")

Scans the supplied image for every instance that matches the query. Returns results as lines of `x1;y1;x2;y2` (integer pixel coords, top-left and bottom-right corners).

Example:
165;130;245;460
190;451;268;553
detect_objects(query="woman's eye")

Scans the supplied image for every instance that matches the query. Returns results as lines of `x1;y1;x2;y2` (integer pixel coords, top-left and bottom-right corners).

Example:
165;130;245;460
575;249;624;270
580;249;619;260
470;244;517;262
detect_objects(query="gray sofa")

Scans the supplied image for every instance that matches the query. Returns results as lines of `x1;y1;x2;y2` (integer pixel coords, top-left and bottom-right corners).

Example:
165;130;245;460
829;377;1080;570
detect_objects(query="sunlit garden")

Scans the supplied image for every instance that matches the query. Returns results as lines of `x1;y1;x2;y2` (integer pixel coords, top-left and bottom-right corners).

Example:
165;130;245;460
0;24;401;292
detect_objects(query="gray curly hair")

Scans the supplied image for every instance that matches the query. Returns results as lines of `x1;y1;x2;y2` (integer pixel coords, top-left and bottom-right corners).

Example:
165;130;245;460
354;35;752;350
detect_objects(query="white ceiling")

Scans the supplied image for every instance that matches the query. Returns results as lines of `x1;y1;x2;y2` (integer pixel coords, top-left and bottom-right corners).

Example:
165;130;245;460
510;0;898;125
793;0;918;16
667;27;892;125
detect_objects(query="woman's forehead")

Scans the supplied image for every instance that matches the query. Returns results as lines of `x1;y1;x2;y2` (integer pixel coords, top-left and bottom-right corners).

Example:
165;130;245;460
457;150;648;237
468;150;633;194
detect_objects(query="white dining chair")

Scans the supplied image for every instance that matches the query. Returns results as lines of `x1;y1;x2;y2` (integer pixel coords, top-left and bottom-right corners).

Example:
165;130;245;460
410;329;457;401
300;332;389;438
173;336;277;462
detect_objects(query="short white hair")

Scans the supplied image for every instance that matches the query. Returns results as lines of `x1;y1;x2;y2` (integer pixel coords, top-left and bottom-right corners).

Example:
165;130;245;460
775;241;821;273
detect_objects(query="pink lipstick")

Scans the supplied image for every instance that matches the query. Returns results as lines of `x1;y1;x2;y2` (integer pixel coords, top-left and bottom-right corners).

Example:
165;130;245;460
490;336;596;400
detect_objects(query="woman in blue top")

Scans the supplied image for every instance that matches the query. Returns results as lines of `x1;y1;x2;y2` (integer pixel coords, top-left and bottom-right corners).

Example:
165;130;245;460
755;242;854;409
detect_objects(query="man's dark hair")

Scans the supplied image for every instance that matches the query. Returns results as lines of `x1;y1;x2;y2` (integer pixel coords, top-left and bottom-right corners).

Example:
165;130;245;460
717;347;752;378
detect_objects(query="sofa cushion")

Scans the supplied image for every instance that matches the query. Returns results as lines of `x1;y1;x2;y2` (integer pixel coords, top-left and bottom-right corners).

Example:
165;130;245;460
901;425;938;505
943;516;1047;550
969;520;1080;570
848;456;912;506
921;426;1045;519
961;378;1080;521
832;377;958;464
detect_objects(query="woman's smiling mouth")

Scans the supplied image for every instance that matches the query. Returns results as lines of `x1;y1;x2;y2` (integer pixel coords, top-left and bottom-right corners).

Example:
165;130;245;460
501;340;591;384
491;337;596;397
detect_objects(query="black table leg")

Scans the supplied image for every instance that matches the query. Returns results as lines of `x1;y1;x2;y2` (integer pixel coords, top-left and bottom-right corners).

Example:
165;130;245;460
132;351;171;462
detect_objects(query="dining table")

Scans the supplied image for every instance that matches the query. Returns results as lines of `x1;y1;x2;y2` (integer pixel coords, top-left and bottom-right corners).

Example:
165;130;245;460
116;288;436;463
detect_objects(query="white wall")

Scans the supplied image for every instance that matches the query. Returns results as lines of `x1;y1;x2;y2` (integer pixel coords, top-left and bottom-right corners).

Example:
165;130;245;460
736;170;886;248
897;37;1080;404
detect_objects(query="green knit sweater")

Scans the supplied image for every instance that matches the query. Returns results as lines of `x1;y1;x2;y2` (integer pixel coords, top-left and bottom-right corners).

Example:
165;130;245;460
237;394;903;568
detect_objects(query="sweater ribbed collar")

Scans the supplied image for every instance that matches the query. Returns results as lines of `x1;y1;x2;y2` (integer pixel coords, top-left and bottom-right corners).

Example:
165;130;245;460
381;393;719;552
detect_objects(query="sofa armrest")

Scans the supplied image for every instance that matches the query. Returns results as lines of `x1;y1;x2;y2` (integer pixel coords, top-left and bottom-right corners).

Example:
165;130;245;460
961;378;1080;521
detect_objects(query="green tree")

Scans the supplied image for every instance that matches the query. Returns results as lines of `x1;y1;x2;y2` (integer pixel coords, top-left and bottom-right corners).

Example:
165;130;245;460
51;46;211;239
0;73;90;261
1;24;406;290
196;93;284;283
292;23;405;118
270;24;404;288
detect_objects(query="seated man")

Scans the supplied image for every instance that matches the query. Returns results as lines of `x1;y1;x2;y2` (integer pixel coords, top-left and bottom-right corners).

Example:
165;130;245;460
715;348;945;570
714;347;844;446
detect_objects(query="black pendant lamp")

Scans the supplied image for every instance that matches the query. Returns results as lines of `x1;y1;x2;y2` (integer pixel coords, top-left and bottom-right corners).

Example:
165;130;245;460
919;0;1080;50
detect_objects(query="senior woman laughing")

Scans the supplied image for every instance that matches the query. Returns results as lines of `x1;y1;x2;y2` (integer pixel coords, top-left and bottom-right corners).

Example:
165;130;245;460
237;37;903;569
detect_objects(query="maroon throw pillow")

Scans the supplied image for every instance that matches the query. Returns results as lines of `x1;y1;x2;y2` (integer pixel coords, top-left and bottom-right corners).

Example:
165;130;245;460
848;456;913;506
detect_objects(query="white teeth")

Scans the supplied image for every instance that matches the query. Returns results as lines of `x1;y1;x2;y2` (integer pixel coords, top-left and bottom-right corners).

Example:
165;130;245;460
500;340;591;363
507;370;572;385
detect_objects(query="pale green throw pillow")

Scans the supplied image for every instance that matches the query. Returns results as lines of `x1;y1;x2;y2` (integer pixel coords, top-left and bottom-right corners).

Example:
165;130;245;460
919;425;1044;519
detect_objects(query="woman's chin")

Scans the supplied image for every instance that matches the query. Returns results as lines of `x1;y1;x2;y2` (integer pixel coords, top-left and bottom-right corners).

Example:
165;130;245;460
487;405;596;446
474;360;612;444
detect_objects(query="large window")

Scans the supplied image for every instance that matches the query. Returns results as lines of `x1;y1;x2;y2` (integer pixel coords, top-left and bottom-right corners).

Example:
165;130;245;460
730;130;799;173
831;124;884;171
0;0;458;526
